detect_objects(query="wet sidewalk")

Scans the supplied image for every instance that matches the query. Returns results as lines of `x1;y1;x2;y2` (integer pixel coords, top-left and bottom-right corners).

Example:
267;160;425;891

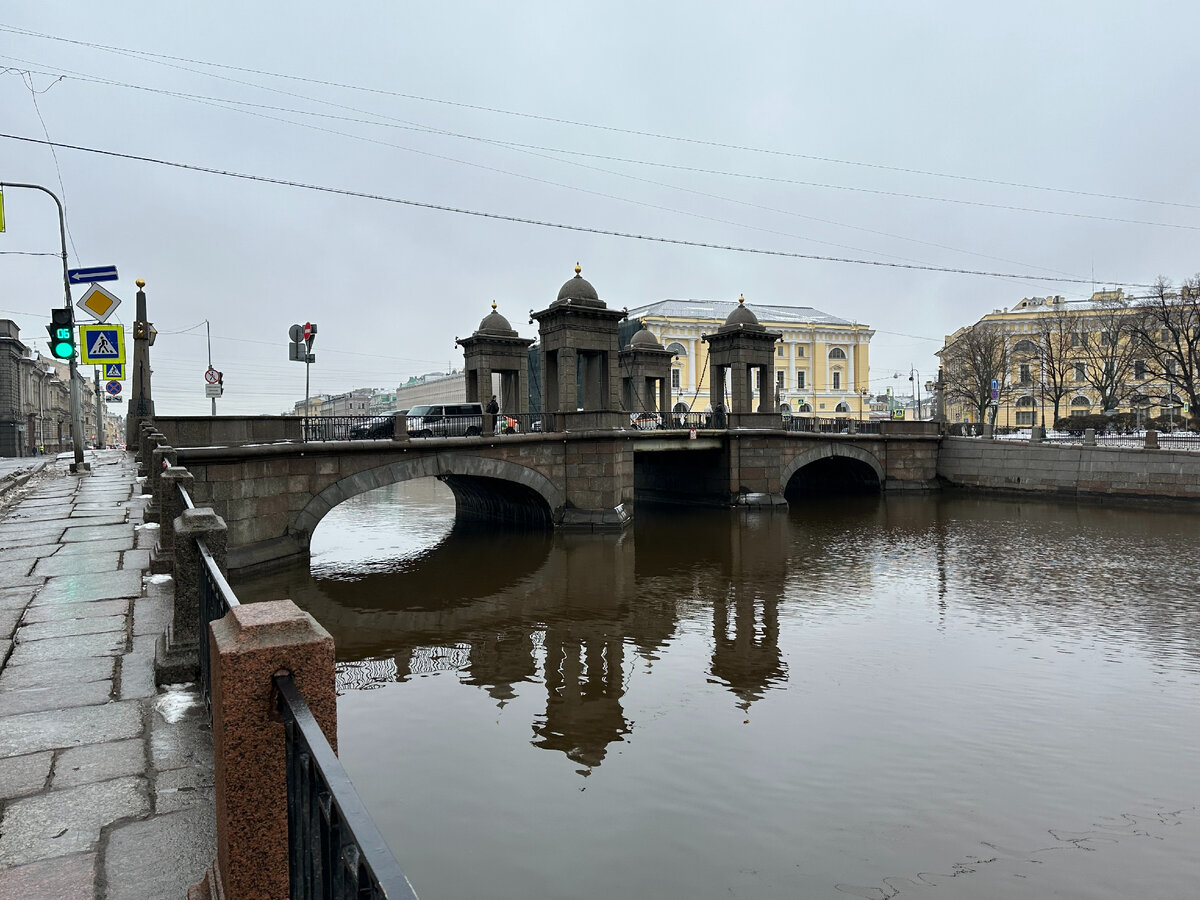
0;450;214;899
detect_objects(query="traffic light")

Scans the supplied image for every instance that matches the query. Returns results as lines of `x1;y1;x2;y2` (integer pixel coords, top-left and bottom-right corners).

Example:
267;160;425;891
46;308;75;360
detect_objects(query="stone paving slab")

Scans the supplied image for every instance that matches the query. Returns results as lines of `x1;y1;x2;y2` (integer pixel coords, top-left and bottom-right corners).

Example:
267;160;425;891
0;544;59;564
6;632;127;665
0;775;150;865
53;739;145;789
29;570;143;605
104;807;214;900
0;607;18;641
0;701;142;758
17;613;126;641
60;523;135;543
19;598;130;625
154;764;215;815
121;548;151;571
0;527;66;548
0;680;113;717
30;552;121;578
0;588;37;611
54;537;136;556
63;512;128;526
0;850;96;899
132;595;172;637
0;750;52;800
117;650;156;701
0;656;115;692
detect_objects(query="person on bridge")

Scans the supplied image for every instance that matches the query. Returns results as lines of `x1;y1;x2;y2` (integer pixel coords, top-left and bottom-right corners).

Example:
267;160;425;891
486;395;499;415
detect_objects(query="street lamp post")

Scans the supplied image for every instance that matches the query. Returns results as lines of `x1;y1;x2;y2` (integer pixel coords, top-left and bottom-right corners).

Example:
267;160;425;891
1;182;86;471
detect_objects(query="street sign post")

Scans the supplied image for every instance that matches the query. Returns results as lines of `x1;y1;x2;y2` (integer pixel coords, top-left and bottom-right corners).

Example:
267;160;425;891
75;283;122;323
79;324;126;365
67;265;119;285
205;367;220;385
205;384;224;398
104;363;125;380
289;322;317;420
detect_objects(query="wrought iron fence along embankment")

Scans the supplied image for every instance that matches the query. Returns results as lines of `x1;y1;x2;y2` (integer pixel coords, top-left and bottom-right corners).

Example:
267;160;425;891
179;481;414;897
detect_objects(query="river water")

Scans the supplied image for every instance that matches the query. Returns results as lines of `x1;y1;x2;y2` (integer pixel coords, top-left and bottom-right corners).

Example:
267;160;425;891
234;480;1200;899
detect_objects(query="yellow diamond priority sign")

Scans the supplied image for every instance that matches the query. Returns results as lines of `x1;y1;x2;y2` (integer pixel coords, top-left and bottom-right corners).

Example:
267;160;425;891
75;283;122;324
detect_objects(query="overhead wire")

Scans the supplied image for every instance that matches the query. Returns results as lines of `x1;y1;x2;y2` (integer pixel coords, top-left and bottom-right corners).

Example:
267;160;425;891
0;133;1155;289
2;22;1195;213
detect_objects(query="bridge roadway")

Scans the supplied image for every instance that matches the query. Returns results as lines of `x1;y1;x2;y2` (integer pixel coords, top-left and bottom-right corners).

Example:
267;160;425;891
156;417;940;573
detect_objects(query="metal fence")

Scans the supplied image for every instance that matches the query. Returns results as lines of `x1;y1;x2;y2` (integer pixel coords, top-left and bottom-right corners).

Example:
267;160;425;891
178;480;413;897
275;674;418;900
302;416;396;442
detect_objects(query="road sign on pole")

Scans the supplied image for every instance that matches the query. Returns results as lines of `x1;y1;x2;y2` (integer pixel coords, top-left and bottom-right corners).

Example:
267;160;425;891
104;363;125;380
105;380;122;396
75;283;122;324
67;265;119;285
205;367;220;385
79;324;126;365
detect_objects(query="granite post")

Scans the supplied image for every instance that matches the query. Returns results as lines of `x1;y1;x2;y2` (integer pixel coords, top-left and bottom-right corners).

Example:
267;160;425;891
155;507;227;684
154;466;195;574
195;600;336;900
145;444;177;523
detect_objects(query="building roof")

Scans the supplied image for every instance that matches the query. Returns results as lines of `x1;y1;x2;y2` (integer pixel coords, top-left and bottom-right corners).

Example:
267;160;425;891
626;298;855;326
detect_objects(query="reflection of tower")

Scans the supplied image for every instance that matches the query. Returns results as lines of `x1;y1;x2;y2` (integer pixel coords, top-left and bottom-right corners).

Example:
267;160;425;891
710;584;785;709
534;624;629;768
708;510;789;709
462;630;537;704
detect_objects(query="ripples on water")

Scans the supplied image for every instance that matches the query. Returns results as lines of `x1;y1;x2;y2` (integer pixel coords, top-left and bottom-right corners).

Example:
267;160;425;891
234;481;1200;899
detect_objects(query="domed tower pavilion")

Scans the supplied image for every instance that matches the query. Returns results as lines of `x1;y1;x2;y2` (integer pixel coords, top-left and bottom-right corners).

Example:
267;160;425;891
455;302;535;414
701;295;782;416
619;320;674;415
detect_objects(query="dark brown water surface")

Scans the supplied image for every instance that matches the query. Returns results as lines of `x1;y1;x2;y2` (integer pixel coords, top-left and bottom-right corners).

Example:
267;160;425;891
234;480;1200;899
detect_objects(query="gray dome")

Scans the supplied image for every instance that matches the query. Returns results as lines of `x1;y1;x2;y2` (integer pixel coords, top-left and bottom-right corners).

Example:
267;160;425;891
477;302;516;336
629;324;663;349
555;263;604;307
723;295;759;328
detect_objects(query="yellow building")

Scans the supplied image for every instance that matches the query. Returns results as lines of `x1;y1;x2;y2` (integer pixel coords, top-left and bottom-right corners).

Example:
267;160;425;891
626;299;873;416
940;290;1188;428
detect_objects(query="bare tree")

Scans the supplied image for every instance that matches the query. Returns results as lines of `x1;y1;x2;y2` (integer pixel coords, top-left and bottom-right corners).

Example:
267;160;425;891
1030;303;1077;423
1077;297;1142;412
1126;275;1200;427
940;322;1012;425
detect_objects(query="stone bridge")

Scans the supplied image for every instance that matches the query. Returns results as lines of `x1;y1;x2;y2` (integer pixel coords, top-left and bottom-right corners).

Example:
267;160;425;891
157;416;940;573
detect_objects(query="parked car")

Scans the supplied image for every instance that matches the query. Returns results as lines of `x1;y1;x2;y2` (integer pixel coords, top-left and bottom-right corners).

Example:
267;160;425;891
406;403;485;438
348;415;399;440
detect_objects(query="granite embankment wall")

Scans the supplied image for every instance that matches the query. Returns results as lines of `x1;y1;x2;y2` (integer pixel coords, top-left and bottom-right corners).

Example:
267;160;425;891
937;436;1200;500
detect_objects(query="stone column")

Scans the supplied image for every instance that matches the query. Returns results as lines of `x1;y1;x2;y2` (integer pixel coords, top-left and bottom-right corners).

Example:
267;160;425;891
710;365;726;415
1083;427;1096;446
1145;429;1159;450
139;427;163;477
154;466;195;574
390;411;410;442
155;507;227;684
759;364;772;412
659;375;670;415
203;600;336;900
558;348;578;414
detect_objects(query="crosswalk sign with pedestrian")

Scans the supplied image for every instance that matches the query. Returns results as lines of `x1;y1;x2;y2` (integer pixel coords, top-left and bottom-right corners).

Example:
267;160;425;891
104;363;125;380
79;324;126;365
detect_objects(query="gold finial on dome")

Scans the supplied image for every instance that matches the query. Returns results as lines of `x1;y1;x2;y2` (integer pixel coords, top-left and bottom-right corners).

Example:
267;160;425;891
491;300;497;311
574;262;582;275
738;293;745;304
136;278;146;288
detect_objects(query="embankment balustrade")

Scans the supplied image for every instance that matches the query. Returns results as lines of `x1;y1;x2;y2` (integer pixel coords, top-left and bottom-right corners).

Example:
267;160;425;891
140;422;416;900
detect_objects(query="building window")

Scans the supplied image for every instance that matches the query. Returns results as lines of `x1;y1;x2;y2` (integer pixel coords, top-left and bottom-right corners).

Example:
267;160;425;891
798;402;812;413
1167;359;1178;376
835;401;851;413
1019;363;1032;384
777;345;785;357
1015;395;1036;425
1161;329;1171;343
1134;359;1146;380
671;369;681;391
776;370;785;391
1074;363;1086;381
828;347;847;359
832;371;841;390
1013;339;1038;353
666;341;687;357
796;370;806;389
797;346;805;358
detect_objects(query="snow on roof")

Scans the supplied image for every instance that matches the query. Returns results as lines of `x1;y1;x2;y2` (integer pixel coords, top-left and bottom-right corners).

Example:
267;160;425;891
626;298;857;326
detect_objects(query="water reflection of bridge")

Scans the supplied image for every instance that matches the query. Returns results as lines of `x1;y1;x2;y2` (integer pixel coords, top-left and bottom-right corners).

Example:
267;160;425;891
245;508;805;768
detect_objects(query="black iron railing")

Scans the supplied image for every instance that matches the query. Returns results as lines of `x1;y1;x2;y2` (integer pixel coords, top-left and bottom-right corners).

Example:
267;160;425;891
303;416;397;442
404;414;484;439
274;674;418;900
489;412;543;435
784;416;853;434
198;534;239;708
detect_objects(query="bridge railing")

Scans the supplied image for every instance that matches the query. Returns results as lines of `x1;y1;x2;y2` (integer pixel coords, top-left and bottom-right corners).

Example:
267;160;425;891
784;416;854;434
303;415;398;442
138;424;416;899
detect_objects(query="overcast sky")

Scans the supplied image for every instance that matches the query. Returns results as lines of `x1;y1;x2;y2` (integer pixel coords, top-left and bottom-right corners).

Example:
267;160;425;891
3;2;1198;415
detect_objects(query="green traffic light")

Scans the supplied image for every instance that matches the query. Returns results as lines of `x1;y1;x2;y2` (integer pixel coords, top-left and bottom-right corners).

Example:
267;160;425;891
52;340;75;359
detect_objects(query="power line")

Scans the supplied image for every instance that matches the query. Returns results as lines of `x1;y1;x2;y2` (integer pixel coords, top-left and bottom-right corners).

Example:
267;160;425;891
0;132;1154;288
2;22;1195;213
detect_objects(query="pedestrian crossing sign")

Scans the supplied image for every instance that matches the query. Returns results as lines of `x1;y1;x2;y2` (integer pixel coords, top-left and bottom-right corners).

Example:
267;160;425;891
104;363;125;380
79;324;126;365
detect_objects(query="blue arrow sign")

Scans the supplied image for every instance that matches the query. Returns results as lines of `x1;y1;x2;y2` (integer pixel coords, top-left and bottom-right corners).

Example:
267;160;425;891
68;265;119;285
990;378;999;390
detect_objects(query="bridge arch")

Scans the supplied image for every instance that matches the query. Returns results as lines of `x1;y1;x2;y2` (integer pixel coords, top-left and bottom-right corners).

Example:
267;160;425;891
780;442;884;498
292;452;565;549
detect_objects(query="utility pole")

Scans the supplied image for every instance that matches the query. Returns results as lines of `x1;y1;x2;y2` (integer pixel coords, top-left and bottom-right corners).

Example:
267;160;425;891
206;320;216;416
1;182;86;471
93;367;105;449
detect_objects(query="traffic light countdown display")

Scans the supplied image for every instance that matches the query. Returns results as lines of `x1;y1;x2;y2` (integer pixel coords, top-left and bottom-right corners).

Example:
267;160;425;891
46;308;75;360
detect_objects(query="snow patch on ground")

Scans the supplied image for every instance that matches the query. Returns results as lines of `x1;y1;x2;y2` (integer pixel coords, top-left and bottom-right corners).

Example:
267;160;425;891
137;521;160;530
154;684;201;724
144;573;173;585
